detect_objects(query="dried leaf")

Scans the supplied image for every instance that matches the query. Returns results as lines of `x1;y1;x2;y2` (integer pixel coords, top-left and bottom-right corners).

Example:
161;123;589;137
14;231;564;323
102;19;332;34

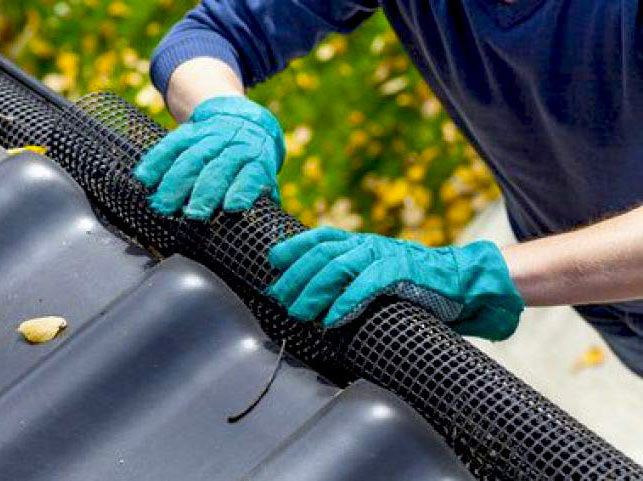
7;145;48;156
17;316;67;344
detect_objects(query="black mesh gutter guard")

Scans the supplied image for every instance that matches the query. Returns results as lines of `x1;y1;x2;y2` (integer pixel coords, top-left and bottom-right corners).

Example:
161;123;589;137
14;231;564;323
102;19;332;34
0;55;641;480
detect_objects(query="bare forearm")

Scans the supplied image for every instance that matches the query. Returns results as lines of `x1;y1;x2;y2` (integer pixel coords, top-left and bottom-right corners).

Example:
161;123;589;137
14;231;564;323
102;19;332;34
165;57;245;123
502;205;643;306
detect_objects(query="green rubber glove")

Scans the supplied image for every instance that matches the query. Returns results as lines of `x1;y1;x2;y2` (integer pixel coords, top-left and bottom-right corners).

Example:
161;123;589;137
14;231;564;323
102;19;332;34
134;96;285;219
267;227;524;341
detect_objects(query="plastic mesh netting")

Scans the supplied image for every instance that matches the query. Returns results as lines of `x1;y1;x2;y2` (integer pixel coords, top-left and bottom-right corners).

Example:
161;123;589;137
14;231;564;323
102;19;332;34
1;63;641;480
0;69;59;148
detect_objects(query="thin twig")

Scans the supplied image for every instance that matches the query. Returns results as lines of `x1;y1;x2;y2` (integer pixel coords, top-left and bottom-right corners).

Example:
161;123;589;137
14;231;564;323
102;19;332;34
227;339;287;423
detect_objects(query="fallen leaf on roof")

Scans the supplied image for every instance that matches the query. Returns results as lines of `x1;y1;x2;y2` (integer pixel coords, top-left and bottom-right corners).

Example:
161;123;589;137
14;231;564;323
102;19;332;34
7;145;49;155
17;316;67;344
571;345;605;373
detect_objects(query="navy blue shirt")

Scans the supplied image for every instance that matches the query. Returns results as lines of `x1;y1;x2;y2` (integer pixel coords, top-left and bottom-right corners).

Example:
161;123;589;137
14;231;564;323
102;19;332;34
151;0;643;374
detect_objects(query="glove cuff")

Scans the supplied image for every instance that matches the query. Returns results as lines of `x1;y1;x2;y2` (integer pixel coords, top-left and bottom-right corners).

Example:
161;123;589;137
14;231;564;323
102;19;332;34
451;240;525;320
190;96;286;170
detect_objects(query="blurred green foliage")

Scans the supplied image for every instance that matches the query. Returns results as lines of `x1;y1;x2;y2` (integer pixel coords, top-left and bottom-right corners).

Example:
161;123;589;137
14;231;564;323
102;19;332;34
0;0;499;244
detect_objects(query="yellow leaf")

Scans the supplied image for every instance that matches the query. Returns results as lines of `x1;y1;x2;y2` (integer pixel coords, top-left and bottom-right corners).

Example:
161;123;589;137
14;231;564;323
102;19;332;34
108;1;131;17
441;121;458;143
439;182;458;204
396;93;413;107
56;52;79;77
421;98;442;118
281;182;299;198
302;156;322;181
410;185;432;209
379;76;408;96
295;72;319;90
315;43;336;62
7;145;48;155
42;73;73;93
299;209;317;228
446;199;473;226
422;229;445;247
407;164;427;182
146;22;161;37
17;316;67;344
381;178;409;207
283;197;302;215
572;345;606;372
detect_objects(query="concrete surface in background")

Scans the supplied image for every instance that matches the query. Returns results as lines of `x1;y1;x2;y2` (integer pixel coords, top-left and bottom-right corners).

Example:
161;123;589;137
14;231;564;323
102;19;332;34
458;201;643;465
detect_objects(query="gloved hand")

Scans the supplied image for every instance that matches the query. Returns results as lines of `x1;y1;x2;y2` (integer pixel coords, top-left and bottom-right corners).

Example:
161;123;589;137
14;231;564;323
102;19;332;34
267;227;524;341
134;96;285;219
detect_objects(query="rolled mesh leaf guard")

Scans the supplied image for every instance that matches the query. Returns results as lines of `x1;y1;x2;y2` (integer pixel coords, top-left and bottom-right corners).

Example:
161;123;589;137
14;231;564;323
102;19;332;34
1;59;641;481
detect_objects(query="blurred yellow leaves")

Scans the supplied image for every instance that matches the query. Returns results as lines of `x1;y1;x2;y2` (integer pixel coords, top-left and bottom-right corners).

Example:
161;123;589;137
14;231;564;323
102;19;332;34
302;156;322;182
3;3;169;117
421;97;442;118
295;72;319;90
441;121;458;143
285;125;313;158
57;51;78;76
107;1;131;18
135;83;165;115
407;163;426;182
29;37;54;58
355;142;498;246
381;178;410;207
363;172;439;244
4;4;503;247
315;37;347;63
146;22;162;37
380;76;408;96
318;198;362;231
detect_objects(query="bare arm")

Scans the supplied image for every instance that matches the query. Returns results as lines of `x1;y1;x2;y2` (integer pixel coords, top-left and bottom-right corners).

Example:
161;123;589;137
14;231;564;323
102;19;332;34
165;57;245;123
152;1;378;122
502;205;643;306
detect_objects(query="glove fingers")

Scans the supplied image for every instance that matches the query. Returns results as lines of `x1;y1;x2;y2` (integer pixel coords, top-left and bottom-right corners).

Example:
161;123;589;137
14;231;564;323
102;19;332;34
268;226;351;270
183;143;250;220
288;246;373;322
222;149;275;212
149;136;227;215
324;259;393;327
268;238;359;310
134;124;201;187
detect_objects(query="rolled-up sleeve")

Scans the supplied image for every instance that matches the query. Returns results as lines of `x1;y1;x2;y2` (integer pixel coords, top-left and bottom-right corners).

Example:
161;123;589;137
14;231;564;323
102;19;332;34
150;0;380;96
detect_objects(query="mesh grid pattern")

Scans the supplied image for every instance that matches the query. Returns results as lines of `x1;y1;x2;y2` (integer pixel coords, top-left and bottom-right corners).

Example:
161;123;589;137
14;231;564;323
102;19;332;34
346;299;636;480
47;92;350;370
339;280;464;326
0;71;59;148
0;69;641;480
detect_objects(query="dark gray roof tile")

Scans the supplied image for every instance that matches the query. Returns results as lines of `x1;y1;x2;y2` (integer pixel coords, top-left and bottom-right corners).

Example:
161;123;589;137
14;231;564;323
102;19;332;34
0;149;472;480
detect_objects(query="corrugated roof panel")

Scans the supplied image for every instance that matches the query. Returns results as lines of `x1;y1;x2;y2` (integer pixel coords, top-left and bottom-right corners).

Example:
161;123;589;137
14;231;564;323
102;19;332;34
0;149;152;390
0;149;473;480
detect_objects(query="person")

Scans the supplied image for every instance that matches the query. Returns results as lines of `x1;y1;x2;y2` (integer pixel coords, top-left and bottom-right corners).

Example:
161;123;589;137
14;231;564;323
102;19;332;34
135;1;643;375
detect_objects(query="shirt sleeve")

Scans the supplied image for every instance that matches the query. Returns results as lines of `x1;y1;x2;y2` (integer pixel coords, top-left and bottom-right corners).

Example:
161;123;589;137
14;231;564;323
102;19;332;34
150;0;380;96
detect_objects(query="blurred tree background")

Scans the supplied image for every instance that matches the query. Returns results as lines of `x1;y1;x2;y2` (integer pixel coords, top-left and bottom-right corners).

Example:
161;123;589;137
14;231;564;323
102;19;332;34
0;1;499;245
